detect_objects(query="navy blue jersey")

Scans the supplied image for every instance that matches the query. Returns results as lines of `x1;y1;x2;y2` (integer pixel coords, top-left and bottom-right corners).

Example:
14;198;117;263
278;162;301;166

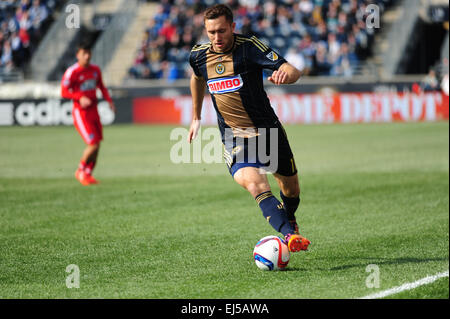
189;34;287;138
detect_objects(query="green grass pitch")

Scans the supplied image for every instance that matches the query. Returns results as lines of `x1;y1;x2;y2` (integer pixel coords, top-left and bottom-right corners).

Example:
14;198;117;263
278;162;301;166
0;122;448;299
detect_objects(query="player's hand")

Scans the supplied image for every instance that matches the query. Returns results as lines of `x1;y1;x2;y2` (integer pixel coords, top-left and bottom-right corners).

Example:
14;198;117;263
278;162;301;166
268;70;288;85
109;102;116;113
187;119;201;144
79;96;92;108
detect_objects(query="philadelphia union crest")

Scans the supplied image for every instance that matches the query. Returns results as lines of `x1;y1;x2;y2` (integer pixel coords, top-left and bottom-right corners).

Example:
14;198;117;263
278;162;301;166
215;63;225;75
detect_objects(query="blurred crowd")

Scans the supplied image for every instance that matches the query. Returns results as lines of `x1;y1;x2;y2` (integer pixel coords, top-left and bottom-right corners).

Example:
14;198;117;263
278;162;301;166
129;0;393;81
419;57;449;95
0;0;59;73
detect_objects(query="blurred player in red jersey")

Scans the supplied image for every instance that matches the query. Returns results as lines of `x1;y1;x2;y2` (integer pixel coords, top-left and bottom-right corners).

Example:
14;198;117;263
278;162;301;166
61;43;116;185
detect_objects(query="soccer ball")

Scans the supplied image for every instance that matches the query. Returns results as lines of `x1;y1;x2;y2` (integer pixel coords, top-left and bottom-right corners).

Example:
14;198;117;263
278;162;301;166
253;236;290;271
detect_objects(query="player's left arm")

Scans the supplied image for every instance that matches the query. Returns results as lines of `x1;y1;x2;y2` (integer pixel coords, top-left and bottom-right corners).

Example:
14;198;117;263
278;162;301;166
268;62;301;85
96;67;116;113
245;36;301;85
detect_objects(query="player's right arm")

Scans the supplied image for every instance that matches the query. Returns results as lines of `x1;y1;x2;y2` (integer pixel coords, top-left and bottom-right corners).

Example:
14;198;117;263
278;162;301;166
188;73;206;143
61;67;91;108
61;67;79;100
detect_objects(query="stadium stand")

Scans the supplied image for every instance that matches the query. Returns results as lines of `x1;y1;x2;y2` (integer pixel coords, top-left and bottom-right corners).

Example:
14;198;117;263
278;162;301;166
48;0;126;83
0;0;65;82
128;0;396;81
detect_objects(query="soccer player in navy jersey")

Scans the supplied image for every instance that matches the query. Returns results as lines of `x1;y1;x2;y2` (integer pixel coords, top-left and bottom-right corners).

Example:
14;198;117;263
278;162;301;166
188;4;310;252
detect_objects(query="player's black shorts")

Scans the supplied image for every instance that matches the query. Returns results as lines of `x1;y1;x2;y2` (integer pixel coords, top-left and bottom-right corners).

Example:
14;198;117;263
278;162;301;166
223;121;297;177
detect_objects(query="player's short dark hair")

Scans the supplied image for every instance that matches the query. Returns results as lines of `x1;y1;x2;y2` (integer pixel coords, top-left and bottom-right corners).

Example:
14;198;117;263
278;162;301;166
77;42;92;52
204;4;233;24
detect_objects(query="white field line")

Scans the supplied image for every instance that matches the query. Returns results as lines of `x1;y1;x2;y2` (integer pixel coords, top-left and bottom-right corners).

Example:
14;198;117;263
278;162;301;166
359;270;449;299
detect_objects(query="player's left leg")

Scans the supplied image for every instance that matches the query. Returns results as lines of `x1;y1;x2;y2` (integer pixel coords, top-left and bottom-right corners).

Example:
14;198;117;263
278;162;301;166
75;143;100;184
269;124;310;250
233;166;305;252
274;173;310;251
274;172;300;233
86;111;103;183
73;106;103;185
81;142;100;184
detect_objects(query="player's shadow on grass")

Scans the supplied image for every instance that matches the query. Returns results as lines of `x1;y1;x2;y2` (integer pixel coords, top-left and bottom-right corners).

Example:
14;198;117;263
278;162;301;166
282;268;311;272
282;257;448;272
326;257;448;271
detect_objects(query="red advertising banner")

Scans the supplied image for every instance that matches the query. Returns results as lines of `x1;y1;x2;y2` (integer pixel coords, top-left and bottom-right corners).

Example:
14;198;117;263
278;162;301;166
133;92;449;125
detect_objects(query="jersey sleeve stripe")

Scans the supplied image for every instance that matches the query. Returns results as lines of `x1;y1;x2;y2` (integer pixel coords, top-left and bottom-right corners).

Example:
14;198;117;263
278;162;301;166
235;37;248;43
191;43;211;52
235;35;267;52
251;36;268;47
63;62;79;80
251;36;268;49
249;38;266;52
251;36;269;51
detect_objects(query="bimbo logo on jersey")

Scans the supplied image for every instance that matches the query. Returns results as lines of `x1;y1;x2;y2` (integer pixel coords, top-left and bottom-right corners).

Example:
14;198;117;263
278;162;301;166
207;75;243;94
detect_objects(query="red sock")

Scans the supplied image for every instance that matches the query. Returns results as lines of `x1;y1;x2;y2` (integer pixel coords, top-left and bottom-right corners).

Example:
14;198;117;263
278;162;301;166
78;160;87;171
85;161;96;175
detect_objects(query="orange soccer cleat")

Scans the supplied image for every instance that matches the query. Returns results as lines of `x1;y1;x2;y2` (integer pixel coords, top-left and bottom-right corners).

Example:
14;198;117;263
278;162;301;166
75;169;90;186
284;233;311;252
84;174;99;185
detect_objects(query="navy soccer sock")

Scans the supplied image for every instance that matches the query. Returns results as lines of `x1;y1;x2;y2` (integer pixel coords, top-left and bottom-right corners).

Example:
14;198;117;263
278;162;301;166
280;191;300;221
255;191;295;237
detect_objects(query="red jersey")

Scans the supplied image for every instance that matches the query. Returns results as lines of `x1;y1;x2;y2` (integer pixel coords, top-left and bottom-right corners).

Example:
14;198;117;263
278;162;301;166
61;62;112;109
